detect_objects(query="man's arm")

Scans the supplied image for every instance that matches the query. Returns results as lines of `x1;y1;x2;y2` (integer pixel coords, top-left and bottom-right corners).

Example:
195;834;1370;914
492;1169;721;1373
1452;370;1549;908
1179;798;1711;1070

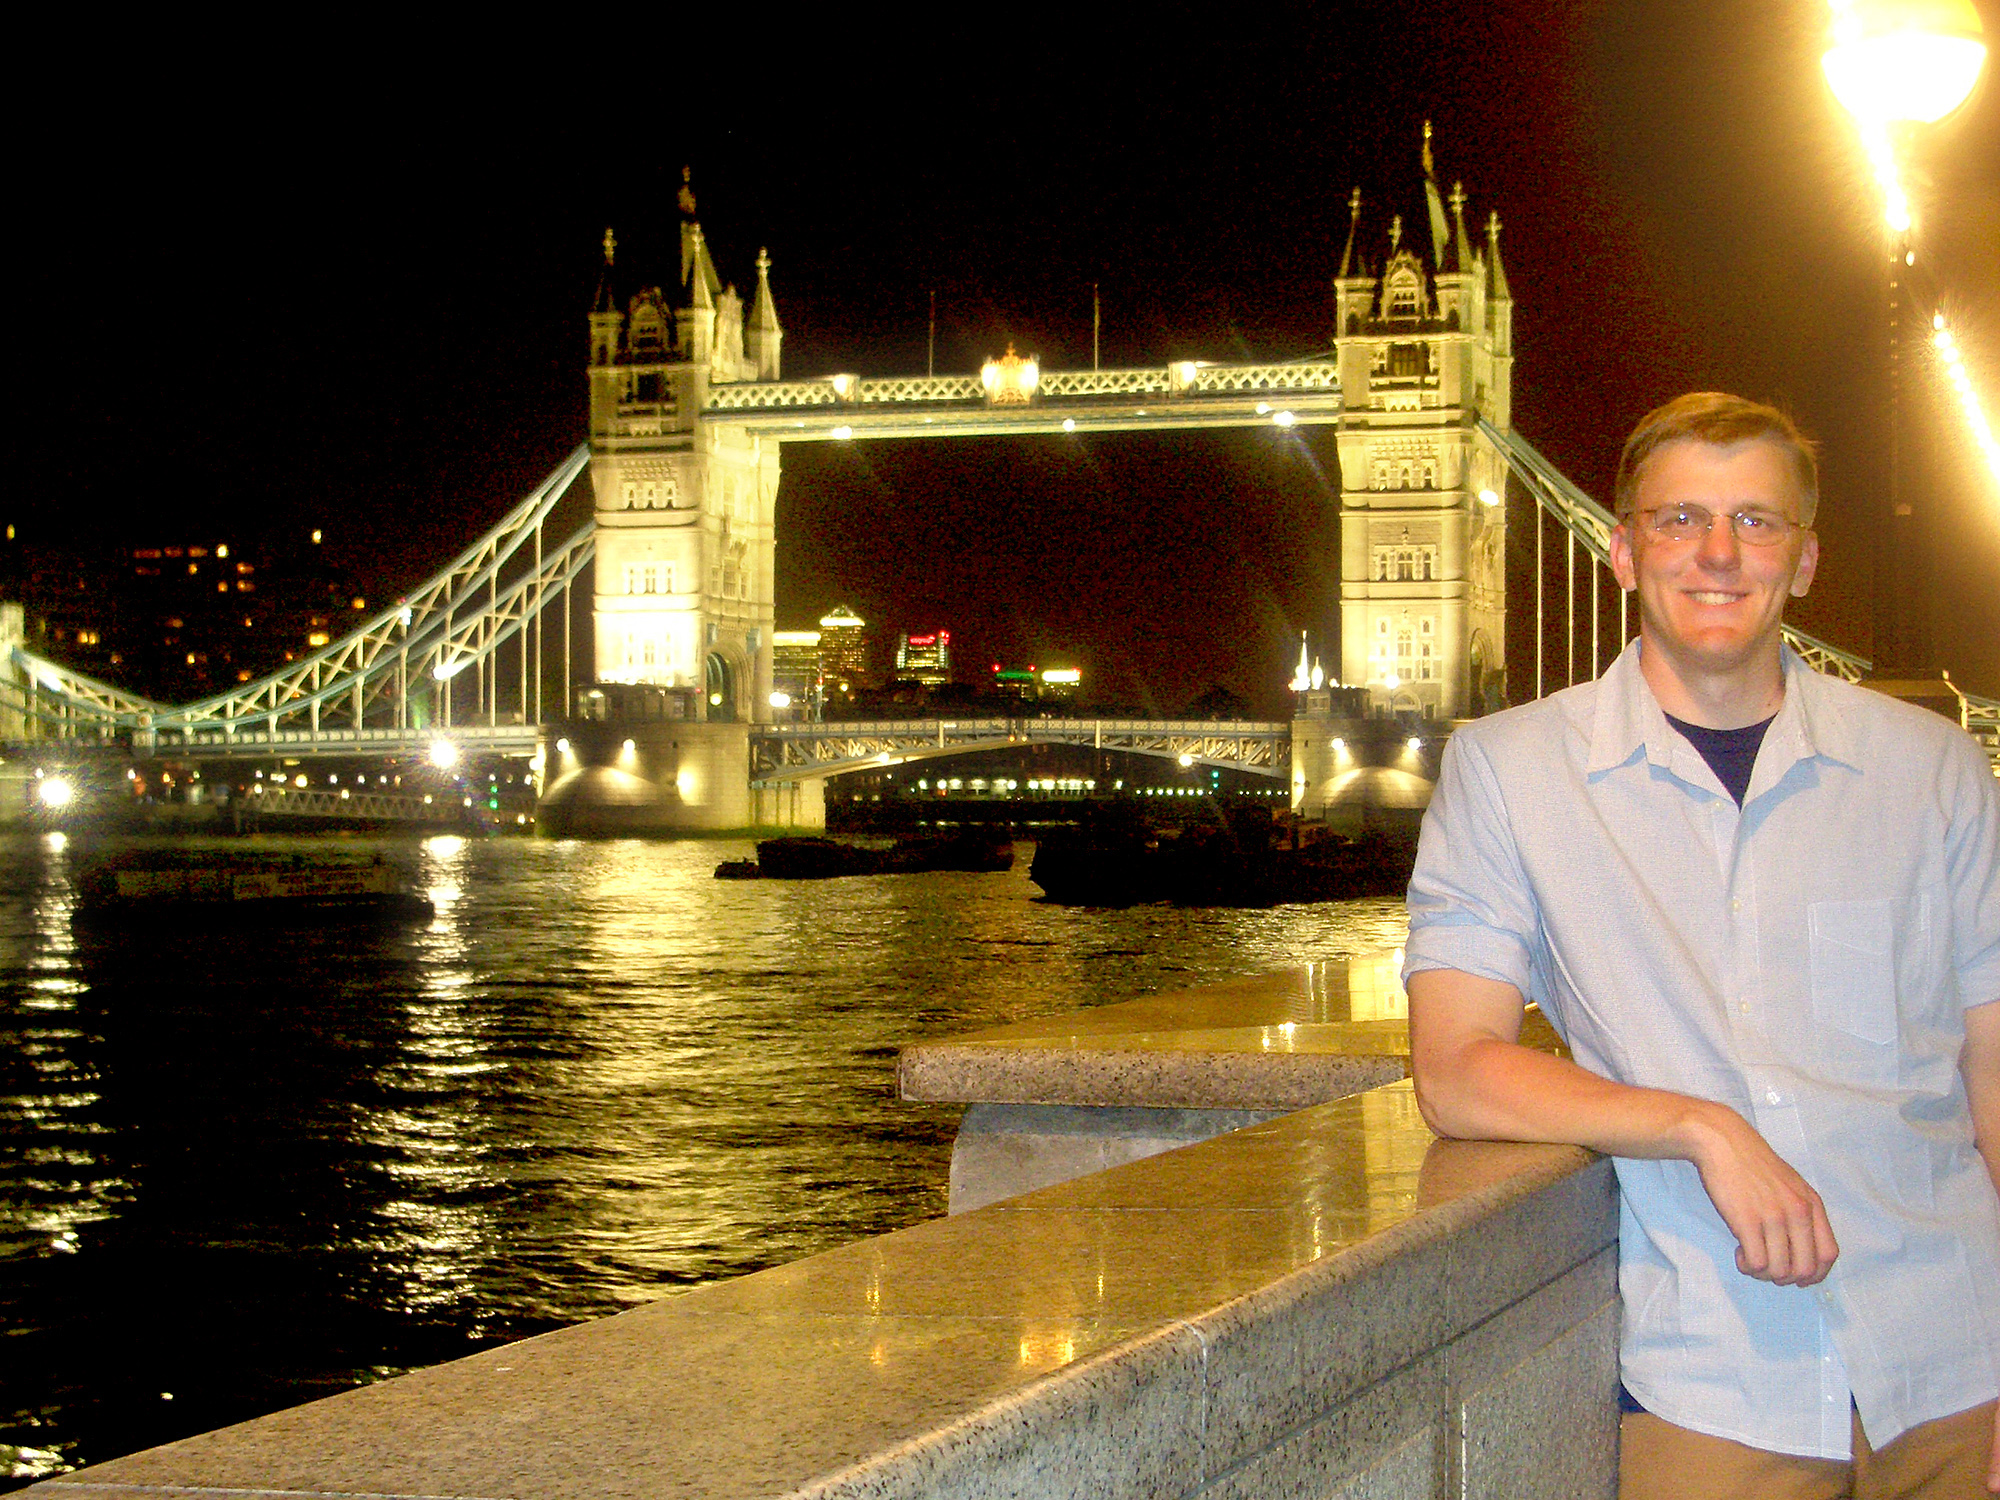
1407;967;1838;1287
1959;1000;2000;1494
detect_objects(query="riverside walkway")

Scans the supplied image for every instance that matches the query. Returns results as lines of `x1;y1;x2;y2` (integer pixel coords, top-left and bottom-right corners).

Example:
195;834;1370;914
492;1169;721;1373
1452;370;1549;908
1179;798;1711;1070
29;956;1618;1500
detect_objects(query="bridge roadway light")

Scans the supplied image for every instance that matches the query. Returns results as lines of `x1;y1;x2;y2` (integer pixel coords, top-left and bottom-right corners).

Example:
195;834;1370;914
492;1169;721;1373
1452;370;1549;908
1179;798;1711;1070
1273;410;1297;428
1478;487;1501;507
37;775;74;810
429;739;459;771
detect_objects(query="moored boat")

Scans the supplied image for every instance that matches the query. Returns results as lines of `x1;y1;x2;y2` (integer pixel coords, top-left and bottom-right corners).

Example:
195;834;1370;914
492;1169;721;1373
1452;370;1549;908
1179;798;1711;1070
73;852;435;925
1030;808;1413;908
745;832;1014;880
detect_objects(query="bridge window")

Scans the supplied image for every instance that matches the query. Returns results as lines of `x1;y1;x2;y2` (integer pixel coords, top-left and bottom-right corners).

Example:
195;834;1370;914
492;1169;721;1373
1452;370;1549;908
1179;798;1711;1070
620;478;678;509
1373;545;1439;581
1387;279;1421;318
1388;343;1427;377
630;306;665;357
626;563;669;595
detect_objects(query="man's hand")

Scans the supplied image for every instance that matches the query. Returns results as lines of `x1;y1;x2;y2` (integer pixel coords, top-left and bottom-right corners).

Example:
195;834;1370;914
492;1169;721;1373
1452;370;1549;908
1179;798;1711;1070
1680;1102;1838;1286
1408;968;1837;1285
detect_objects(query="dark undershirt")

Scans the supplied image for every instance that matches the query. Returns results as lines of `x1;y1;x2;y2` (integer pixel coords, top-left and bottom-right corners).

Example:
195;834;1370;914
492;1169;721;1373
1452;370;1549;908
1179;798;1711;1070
1663;712;1776;806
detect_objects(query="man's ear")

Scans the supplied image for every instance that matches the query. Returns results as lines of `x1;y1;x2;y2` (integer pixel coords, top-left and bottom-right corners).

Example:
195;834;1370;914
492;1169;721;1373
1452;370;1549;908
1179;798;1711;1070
1789;529;1820;599
1610;523;1638;592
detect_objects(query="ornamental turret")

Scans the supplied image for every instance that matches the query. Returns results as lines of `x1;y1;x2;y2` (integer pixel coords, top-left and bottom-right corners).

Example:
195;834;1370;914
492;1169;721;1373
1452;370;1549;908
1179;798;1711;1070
1331;125;1513;720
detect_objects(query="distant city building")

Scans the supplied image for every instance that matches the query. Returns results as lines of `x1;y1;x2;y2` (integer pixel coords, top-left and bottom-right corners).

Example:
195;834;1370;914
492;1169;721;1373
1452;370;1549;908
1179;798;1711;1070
1037;667;1082;705
770;629;821;717
988;667;1037;705
817;605;874;702
895;630;952;687
0;527;367;702
986;663;1082;707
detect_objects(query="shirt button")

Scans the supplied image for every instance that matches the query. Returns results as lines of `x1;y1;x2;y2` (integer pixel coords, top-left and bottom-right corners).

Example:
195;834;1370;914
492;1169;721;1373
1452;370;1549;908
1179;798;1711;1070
1765;1089;1782;1105
1731;899;1743;912
1737;1001;1750;1016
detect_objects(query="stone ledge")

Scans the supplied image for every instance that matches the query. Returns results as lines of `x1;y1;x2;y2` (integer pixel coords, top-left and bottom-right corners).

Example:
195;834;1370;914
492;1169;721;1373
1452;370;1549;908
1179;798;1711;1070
898;959;1562;1113
33;1084;1615;1500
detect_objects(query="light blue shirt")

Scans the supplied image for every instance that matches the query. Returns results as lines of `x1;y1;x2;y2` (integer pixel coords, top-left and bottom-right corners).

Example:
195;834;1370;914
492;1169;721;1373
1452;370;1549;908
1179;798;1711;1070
1405;639;2000;1459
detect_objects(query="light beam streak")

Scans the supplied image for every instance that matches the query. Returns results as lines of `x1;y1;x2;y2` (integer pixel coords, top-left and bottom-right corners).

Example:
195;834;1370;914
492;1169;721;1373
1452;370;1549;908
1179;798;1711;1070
1934;314;2000;495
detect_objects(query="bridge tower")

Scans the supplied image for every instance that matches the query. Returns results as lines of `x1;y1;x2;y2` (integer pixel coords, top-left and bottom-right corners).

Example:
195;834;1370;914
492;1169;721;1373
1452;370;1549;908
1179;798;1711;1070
587;176;782;725
1333;128;1512;719
569;174;789;829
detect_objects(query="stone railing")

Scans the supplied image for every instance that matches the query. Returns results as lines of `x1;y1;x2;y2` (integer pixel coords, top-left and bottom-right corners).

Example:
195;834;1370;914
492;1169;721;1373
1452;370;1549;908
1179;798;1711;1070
1189;361;1339;392
31;961;1618;1500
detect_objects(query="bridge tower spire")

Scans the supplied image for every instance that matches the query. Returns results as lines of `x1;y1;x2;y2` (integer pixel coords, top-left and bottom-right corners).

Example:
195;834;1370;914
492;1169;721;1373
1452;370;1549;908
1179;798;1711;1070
1331;141;1512;719
580;176;784;827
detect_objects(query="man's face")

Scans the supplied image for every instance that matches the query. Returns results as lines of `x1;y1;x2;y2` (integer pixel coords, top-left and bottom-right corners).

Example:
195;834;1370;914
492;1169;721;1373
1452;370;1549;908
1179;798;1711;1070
1609;438;1819;681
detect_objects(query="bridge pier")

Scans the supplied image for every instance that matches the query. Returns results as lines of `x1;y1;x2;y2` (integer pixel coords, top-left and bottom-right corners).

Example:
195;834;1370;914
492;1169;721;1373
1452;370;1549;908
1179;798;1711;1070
1290;711;1440;837
536;718;757;835
749;776;824;831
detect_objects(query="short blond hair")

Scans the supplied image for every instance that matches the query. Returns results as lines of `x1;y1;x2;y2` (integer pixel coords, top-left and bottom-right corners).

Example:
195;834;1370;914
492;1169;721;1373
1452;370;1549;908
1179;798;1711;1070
1614;392;1819;526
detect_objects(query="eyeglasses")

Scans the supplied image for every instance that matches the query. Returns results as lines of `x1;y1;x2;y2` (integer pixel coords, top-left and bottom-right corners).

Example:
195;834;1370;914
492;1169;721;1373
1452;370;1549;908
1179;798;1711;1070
1622;503;1803;547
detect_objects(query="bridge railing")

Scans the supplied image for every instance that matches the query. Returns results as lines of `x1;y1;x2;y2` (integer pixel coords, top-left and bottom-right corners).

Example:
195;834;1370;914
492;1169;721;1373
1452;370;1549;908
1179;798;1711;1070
753;718;1292;783
3;448;594;750
704;361;1344;414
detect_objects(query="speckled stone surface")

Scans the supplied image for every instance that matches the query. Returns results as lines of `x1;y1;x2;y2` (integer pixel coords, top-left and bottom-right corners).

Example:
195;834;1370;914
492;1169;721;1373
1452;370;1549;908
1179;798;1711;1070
897;955;1564;1110
948;1103;1286;1213
33;1082;1616;1500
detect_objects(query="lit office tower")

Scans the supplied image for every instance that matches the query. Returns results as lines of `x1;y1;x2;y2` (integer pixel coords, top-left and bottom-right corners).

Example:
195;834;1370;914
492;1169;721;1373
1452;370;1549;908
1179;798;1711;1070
770;630;821;715
817;605;874;703
896;630;952;687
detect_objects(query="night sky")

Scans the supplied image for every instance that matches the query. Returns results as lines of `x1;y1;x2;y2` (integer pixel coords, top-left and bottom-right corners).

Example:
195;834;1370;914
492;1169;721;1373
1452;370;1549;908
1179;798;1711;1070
19;2;1999;712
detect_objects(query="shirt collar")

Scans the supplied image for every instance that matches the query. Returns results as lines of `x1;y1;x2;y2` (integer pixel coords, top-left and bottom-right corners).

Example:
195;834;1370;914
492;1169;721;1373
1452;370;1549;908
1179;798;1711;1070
1585;637;1855;785
1585;639;1672;777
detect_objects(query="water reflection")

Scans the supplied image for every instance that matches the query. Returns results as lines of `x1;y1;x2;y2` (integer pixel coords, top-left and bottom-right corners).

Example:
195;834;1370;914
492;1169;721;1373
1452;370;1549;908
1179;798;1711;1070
1;833;1405;1488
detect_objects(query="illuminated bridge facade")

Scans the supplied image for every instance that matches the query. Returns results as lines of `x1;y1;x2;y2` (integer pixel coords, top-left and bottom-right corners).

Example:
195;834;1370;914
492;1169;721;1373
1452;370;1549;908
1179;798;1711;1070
4;169;1994;828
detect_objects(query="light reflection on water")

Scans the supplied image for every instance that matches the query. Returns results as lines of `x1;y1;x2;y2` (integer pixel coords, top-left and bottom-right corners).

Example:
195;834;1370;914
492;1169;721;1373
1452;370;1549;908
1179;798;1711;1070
0;832;1406;1487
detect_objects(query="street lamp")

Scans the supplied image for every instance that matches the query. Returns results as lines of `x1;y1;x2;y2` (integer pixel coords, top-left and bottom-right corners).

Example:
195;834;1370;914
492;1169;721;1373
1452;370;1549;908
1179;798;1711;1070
1821;0;1987;682
1822;1;1986;125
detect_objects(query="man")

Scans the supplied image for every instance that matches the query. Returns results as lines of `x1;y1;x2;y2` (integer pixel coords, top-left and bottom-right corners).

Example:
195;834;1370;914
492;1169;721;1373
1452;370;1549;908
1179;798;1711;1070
1404;392;2000;1499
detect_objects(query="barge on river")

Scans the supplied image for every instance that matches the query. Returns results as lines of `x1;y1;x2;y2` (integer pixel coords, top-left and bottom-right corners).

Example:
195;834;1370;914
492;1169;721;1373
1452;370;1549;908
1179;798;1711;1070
73;852;435;926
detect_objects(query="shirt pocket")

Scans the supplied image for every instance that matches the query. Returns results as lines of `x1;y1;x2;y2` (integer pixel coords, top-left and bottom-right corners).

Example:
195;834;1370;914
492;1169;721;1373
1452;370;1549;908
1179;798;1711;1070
1807;898;1898;1046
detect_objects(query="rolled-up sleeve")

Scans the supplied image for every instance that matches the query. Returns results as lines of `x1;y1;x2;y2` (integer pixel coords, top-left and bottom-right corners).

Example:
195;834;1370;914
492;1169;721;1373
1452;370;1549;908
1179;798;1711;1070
1403;727;1542;996
1944;732;2000;1012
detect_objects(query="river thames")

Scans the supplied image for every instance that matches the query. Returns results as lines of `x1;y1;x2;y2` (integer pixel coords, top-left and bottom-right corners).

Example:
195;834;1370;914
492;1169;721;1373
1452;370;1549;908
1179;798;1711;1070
0;831;1408;1488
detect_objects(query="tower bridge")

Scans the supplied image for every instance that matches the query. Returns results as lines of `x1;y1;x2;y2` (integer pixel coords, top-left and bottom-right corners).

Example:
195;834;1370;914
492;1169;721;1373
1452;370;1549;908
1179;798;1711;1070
6;151;1995;829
